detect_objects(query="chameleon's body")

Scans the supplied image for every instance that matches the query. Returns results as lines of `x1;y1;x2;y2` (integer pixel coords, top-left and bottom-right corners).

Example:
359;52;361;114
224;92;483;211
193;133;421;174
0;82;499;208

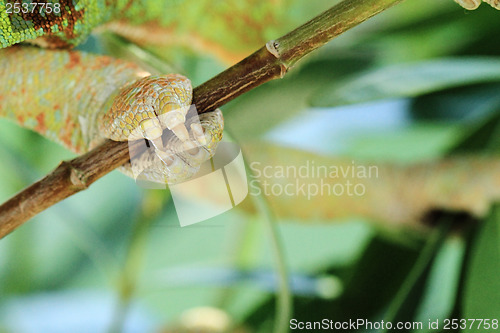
0;0;233;183
0;46;144;153
0;0;498;184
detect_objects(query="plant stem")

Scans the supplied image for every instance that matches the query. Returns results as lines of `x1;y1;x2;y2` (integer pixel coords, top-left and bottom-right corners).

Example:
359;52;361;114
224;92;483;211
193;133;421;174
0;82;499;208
193;0;404;113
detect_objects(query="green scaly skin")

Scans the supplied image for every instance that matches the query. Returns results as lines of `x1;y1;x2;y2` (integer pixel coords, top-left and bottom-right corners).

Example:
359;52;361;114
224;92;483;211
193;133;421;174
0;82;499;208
0;46;144;153
1;0;117;48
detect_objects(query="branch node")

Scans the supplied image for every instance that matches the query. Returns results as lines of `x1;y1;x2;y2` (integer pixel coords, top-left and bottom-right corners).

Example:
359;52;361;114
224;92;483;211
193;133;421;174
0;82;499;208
266;40;288;78
68;163;89;189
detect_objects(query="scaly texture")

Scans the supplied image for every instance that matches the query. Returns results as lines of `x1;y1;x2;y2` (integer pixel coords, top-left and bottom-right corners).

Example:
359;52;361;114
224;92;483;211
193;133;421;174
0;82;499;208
0;46;224;184
0;46;145;153
0;0;231;184
0;0;118;48
100;74;192;141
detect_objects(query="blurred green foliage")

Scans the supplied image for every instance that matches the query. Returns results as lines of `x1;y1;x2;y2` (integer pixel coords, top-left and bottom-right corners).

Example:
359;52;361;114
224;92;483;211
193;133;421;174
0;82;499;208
1;0;500;332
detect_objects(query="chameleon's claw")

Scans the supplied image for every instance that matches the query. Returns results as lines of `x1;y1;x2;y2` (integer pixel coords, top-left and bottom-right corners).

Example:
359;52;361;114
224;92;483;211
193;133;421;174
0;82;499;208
182;140;211;166
171;123;190;142
191;123;207;146
455;0;481;9
485;0;500;9
455;0;500;9
182;140;200;155
140;118;162;140
140;118;165;150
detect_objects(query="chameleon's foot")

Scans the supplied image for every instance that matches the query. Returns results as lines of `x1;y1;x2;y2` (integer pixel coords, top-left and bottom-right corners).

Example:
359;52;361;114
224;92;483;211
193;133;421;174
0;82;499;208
99;74;193;143
455;0;500;9
123;109;224;184
484;0;500;9
99;74;224;184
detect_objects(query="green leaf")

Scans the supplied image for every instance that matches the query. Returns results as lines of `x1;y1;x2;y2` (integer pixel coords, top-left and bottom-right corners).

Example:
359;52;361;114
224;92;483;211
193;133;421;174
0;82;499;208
337;234;423;321
381;222;450;330
312;58;500;107
411;84;500;123
463;204;500;319
413;238;465;333
450;111;500;154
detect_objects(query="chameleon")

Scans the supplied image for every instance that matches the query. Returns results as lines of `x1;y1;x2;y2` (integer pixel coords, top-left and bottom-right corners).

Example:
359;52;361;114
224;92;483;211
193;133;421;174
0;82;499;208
0;0;498;185
0;0;231;184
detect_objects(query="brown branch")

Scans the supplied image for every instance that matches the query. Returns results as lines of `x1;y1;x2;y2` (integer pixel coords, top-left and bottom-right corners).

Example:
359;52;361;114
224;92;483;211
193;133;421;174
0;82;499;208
0;0;403;238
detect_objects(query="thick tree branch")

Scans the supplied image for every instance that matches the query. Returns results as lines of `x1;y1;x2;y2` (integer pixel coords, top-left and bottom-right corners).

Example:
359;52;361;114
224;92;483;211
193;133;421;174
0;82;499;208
0;0;403;238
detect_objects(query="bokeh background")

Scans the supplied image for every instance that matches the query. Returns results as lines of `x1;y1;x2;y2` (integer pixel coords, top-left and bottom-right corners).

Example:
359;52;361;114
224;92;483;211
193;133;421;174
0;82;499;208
1;0;500;332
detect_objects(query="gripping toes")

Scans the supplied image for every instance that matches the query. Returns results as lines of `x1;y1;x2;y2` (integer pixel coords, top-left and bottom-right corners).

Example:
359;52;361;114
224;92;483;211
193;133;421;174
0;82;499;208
126;109;224;184
486;0;500;9
455;0;500;9
100;74;224;184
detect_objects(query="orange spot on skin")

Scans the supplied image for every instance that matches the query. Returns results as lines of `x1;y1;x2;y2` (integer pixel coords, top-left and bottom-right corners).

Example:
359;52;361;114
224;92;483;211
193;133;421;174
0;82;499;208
61;116;76;148
65;52;81;69
90;56;112;70
35;113;46;133
53;104;60;110
17;115;24;124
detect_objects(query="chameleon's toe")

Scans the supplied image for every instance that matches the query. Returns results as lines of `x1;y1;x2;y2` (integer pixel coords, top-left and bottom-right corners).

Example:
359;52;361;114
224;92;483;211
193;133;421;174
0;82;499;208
156;149;194;174
171;123;190;142
140;118;165;150
455;0;481;9
160;130;210;168
455;0;500;9
181;141;211;165
120;107;224;184
191;123;207;146
484;0;500;9
198;109;224;155
128;149;199;184
182;141;200;156
157;107;192;142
